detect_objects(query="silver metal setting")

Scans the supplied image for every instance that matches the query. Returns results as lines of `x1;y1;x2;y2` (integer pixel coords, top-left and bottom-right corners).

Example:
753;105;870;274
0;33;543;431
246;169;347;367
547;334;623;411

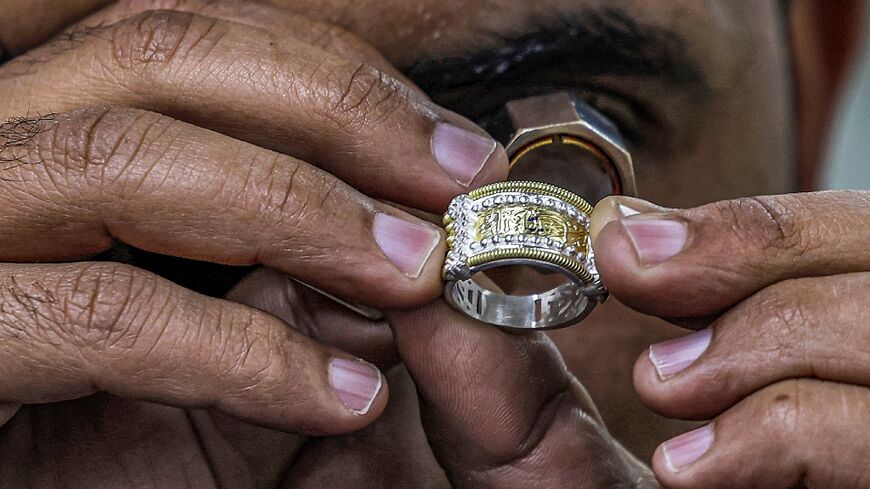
443;185;606;330
505;92;637;198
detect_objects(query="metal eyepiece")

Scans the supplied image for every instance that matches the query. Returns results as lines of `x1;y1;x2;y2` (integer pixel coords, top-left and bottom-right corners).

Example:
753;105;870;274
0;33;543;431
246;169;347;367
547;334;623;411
502;92;636;203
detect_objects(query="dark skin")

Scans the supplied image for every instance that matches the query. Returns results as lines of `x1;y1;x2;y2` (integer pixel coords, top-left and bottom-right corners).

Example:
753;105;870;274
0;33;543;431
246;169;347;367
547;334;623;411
0;1;868;487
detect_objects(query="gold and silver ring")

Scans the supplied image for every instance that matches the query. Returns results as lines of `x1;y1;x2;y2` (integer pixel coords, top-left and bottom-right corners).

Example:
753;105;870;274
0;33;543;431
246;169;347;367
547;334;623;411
299;92;635;329
441;92;637;329
443;181;606;329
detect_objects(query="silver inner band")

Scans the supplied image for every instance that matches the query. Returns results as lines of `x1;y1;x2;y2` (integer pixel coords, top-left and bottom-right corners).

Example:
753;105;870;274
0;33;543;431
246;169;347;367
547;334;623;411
444;259;598;330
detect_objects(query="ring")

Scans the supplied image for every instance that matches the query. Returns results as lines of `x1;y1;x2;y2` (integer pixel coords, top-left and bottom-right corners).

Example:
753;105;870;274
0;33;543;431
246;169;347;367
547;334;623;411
442;180;607;330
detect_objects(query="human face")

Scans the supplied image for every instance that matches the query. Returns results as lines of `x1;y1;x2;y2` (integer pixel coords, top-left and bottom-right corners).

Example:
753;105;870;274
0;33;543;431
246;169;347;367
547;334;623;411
274;0;791;454
272;0;795;458
93;0;793;459
0;0;827;473
274;0;796;204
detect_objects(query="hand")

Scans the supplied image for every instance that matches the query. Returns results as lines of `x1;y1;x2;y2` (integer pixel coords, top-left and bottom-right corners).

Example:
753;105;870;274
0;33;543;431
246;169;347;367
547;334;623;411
592;191;870;488
385;301;658;489
227;270;660;488
0;0;509;479
0;267;406;487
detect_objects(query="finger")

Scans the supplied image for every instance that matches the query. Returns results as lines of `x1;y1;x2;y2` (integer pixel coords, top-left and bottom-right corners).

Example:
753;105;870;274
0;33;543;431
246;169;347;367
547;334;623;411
75;0;419;88
634;273;870;420
1;9;508;211
591;192;870;318
652;379;870;489
0;262;388;434
197;266;386;489
226;268;397;366
390;303;656;488
207;269;402;488
0;108;444;308
224;272;430;487
282;365;451;489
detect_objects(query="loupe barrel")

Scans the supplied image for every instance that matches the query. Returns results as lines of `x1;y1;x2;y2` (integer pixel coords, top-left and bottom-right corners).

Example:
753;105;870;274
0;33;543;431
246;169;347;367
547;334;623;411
503;92;636;201
508;134;620;204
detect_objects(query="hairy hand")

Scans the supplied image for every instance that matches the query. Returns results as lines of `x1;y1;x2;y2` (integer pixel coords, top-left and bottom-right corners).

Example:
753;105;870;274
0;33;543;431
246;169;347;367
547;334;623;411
592;191;870;489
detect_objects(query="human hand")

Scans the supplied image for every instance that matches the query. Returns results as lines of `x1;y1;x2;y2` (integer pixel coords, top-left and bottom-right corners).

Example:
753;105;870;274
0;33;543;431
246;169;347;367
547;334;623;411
592;191;870;488
0;264;657;488
384;300;659;489
223;274;663;488
0;0;508;464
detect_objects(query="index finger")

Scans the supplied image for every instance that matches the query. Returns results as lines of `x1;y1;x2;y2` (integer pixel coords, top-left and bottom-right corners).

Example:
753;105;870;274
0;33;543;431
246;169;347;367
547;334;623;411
0;108;444;308
2;9;509;211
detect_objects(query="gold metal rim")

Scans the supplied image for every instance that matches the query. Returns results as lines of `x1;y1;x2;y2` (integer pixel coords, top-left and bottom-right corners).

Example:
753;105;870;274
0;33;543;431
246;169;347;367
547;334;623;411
467;180;595;216
508;135;624;195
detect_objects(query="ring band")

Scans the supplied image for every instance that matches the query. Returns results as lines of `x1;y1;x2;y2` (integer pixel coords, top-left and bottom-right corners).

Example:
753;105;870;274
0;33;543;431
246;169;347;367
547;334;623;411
443;181;606;329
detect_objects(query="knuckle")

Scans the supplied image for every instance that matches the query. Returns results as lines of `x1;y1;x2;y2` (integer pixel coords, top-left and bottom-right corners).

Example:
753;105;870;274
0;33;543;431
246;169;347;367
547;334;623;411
252;153;354;229
42;107;171;182
239;153;306;231
59;262;157;348
108;9;219;72
227;313;276;383
216;307;307;399
0;273;64;343
752;281;816;345
253;154;307;221
750;277;861;375
718;196;814;257
314;61;409;133
0;264;160;350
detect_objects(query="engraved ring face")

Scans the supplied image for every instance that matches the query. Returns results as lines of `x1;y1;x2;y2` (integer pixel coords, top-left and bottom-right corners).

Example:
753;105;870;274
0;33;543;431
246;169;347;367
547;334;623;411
443;181;606;330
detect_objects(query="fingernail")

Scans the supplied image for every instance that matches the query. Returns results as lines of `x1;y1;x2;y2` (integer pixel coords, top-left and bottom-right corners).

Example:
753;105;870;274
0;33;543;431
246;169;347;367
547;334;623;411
374;213;441;278
621;217;688;265
617;203;641;218
432;123;496;186
661;424;715;472
329;358;383;415
649;328;713;380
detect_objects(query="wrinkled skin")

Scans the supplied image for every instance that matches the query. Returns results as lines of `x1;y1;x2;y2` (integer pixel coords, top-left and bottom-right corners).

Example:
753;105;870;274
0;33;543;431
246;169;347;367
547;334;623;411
0;0;868;488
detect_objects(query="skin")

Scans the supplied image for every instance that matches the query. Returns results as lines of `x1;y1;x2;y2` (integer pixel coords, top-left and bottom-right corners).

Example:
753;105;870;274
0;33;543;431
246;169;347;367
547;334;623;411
0;0;866;488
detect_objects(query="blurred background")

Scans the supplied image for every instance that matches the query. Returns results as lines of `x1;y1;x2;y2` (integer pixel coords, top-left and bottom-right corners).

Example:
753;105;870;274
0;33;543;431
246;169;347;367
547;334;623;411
823;5;870;190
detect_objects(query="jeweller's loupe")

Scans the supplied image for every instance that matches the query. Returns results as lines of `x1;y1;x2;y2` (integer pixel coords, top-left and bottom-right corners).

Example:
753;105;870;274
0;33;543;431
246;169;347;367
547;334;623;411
502;92;637;203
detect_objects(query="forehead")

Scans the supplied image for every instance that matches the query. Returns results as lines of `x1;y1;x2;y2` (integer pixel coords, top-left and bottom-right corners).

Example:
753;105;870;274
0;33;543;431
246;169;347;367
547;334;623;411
286;0;777;74
280;0;794;204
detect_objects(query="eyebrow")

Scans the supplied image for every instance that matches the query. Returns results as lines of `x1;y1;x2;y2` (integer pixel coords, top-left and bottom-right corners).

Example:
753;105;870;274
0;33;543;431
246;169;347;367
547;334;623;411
402;7;706;94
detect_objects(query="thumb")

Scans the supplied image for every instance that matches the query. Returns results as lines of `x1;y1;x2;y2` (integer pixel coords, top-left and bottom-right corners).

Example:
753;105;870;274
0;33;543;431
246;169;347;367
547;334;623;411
389;302;656;488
